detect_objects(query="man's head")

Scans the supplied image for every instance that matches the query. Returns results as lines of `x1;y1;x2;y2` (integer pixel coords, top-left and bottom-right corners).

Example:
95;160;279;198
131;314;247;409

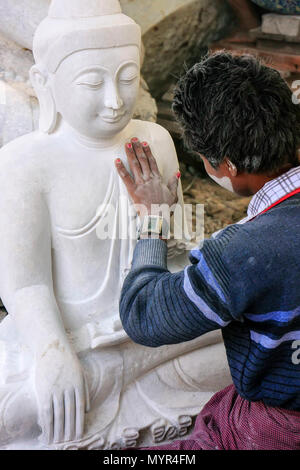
173;52;300;196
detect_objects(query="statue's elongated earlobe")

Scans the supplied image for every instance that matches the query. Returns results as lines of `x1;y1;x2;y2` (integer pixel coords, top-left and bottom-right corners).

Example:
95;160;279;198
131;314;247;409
38;88;57;134
30;66;57;134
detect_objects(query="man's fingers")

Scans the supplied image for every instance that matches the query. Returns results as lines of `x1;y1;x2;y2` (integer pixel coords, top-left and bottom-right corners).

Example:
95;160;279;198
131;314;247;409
167;172;181;199
64;389;76;442
125;142;144;184
142;143;161;177
131;138;151;180
75;388;85;441
115;159;136;196
53;394;65;443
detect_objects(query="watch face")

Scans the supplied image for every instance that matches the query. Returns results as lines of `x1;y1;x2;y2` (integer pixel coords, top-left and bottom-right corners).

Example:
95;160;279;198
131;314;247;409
148;217;158;232
140;216;164;236
148;216;163;233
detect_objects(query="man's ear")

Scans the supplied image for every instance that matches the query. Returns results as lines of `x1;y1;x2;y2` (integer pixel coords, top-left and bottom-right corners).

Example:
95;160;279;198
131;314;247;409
225;158;238;177
30;65;57;134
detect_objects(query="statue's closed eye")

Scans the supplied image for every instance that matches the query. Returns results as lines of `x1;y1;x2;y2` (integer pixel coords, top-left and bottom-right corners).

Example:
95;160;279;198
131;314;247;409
118;65;139;85
118;75;138;85
75;72;104;89
74;65;139;89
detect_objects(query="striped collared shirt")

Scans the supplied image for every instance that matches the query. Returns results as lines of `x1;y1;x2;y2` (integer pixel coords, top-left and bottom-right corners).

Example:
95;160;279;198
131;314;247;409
247;166;300;220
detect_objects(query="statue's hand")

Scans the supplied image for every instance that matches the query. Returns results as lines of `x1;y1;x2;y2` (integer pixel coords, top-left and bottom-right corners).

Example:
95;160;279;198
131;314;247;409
34;340;90;445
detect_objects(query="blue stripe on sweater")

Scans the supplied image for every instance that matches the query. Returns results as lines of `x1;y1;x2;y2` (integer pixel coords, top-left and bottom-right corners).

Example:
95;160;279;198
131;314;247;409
183;267;230;327
250;330;300;349
190;248;227;302
245;307;300;323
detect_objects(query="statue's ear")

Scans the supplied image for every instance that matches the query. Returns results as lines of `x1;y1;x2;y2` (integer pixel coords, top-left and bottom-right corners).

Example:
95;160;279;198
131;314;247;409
30;65;57;134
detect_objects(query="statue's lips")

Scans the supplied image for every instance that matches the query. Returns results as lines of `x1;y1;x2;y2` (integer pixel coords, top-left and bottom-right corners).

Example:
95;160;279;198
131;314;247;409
101;113;125;124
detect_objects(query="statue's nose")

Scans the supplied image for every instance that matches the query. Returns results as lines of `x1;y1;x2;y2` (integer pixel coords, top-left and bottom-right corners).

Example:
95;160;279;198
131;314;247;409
104;80;124;110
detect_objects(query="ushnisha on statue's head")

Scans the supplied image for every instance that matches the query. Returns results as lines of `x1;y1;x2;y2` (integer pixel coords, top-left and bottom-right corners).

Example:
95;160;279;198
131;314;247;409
30;0;142;140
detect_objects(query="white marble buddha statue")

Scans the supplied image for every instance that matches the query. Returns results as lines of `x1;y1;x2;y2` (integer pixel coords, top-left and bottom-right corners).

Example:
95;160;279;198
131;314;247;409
0;0;230;449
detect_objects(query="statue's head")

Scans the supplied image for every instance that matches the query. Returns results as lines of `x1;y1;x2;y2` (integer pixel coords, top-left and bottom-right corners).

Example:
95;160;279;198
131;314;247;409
30;0;141;139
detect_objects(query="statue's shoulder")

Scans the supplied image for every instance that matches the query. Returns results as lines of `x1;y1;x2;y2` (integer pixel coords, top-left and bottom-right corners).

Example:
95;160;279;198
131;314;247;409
131;119;173;146
0;132;51;193
131;120;178;173
0;132;49;169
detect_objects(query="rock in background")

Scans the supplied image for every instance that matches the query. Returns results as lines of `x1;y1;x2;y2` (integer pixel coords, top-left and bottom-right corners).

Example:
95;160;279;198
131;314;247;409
0;31;37;146
141;0;233;98
261;13;300;39
0;0;49;50
0;31;37;147
0;308;6;321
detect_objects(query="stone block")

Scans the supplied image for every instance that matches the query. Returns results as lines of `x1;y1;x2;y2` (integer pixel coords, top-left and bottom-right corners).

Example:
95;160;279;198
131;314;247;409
262;13;300;38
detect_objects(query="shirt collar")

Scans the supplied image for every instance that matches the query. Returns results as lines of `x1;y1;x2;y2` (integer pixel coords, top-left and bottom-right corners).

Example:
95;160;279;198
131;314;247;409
247;166;300;220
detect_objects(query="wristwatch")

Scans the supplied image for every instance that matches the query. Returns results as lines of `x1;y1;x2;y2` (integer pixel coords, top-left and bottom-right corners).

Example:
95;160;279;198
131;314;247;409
138;215;169;240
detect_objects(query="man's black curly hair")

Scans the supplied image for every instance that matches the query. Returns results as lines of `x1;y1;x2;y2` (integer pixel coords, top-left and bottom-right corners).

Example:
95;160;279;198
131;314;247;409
173;51;300;174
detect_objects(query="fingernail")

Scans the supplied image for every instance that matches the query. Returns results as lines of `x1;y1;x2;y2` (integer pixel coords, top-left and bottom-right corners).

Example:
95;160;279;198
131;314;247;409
127;143;132;149
116;158;121;164
176;171;181;179
132;137;139;142
142;142;148;147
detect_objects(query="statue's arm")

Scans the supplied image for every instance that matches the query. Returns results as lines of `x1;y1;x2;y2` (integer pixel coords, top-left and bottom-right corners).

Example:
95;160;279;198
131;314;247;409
0;166;89;443
0;172;66;350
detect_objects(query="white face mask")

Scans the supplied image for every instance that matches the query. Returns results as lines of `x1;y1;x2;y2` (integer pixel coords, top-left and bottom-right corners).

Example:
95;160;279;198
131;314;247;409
209;174;235;193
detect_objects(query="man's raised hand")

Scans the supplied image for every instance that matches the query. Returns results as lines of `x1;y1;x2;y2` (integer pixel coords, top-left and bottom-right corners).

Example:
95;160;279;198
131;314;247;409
115;137;180;218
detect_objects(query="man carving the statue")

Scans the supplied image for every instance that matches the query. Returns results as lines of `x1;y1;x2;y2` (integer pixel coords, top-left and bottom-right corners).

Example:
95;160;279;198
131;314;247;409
116;52;300;450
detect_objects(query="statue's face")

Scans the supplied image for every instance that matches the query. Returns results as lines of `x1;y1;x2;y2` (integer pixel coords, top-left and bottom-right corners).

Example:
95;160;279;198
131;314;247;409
52;46;140;139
